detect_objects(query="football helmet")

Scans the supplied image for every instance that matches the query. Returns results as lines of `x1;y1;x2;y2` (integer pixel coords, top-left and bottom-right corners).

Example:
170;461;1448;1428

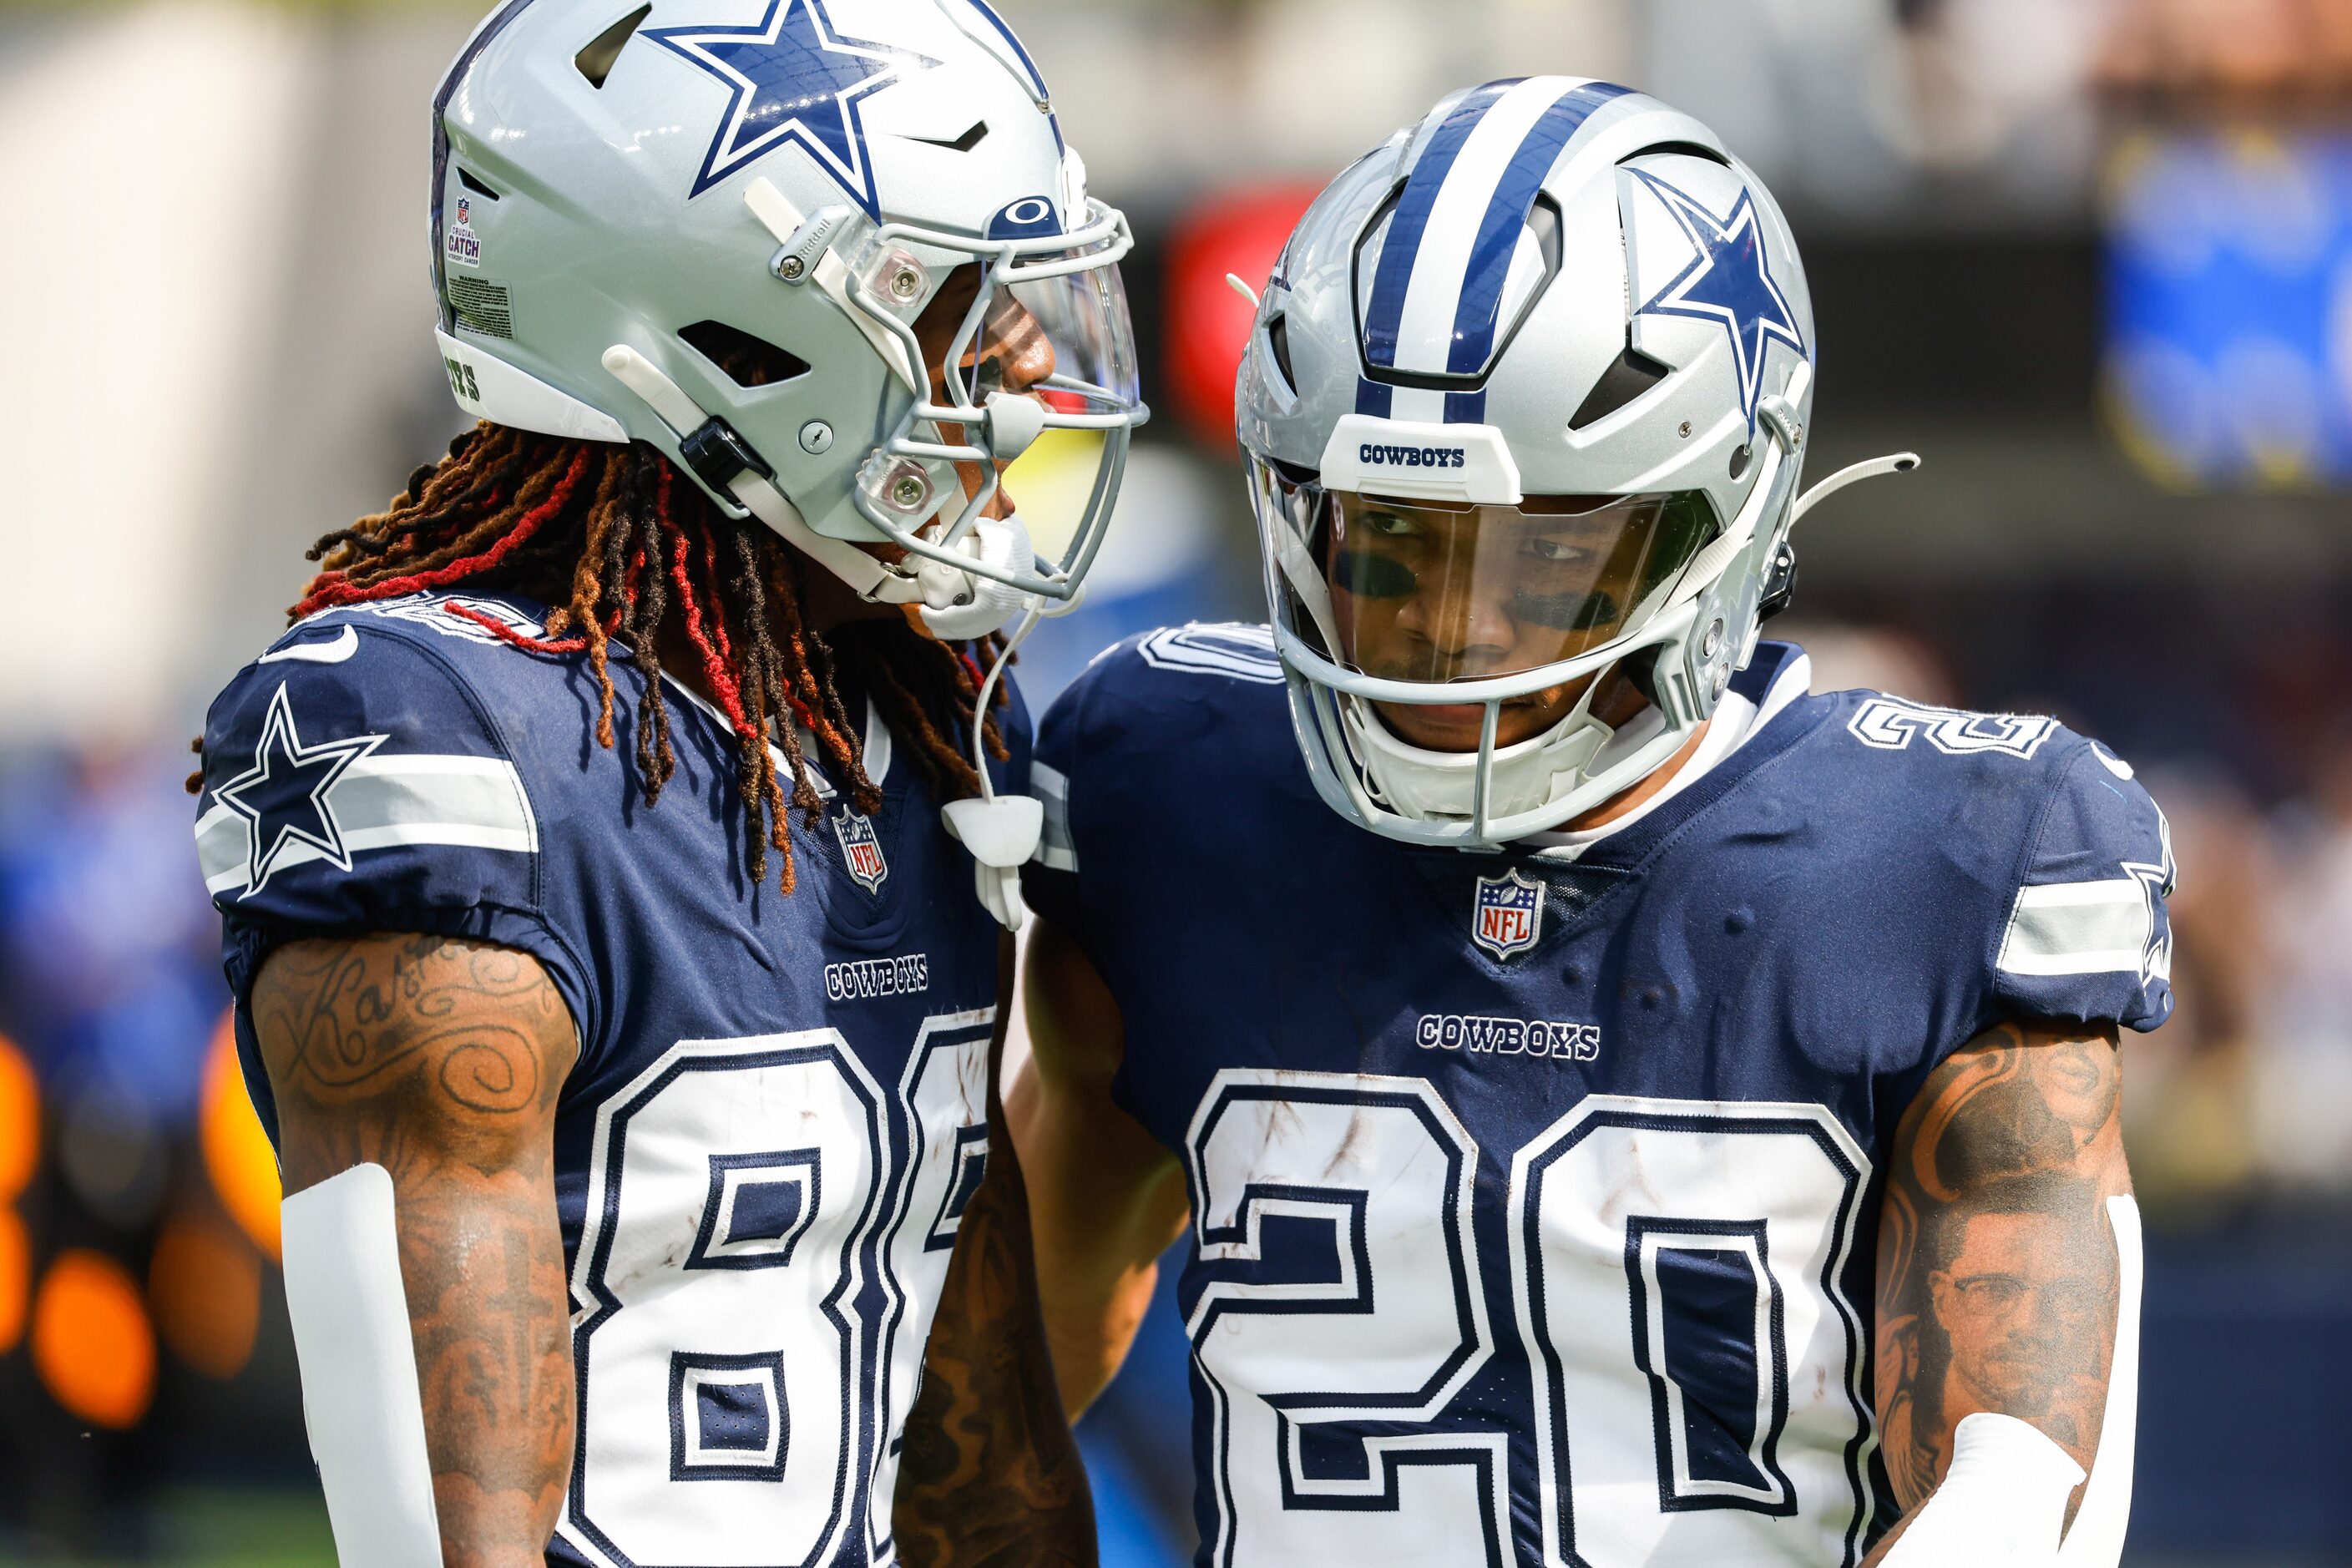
1239;78;1905;846
427;0;1146;635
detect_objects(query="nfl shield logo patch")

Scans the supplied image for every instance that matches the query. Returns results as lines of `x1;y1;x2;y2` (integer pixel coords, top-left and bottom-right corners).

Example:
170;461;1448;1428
1472;869;1545;960
833;810;888;893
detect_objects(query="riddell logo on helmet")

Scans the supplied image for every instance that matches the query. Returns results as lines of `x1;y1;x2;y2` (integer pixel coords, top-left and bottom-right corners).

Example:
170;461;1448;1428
1360;443;1468;469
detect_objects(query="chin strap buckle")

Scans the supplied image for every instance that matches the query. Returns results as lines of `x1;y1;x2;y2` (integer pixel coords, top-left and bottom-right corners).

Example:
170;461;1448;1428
940;795;1044;932
678;417;775;493
1758;539;1799;620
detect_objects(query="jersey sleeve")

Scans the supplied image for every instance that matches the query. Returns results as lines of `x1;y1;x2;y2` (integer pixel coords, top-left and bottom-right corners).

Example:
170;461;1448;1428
1988;739;2175;1032
1022;661;1093;938
195;625;590;1040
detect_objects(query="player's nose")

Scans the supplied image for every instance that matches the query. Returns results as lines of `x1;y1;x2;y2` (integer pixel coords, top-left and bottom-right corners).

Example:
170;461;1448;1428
987;294;1058;398
1401;581;1515;668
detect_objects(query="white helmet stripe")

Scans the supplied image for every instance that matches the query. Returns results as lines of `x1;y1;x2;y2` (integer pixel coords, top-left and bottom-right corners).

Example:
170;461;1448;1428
1390;78;1589;378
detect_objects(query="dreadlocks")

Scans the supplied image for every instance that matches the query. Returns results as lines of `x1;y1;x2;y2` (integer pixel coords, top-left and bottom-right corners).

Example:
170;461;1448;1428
245;421;1010;895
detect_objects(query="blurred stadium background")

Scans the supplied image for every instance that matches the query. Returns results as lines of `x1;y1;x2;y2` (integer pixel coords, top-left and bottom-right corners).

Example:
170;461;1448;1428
2;0;2350;1560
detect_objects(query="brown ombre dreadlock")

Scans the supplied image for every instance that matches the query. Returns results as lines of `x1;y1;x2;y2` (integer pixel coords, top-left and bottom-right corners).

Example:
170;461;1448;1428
228;421;1009;895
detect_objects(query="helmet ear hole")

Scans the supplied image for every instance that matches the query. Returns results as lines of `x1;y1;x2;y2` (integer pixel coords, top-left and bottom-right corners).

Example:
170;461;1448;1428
679;321;812;388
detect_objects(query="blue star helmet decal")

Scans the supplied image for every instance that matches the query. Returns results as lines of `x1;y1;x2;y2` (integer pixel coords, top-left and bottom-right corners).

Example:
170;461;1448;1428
1631;169;1808;432
214;683;387;897
648;0;941;210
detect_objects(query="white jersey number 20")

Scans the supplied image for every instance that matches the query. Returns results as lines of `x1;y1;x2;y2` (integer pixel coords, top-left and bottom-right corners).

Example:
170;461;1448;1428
1186;1071;1874;1568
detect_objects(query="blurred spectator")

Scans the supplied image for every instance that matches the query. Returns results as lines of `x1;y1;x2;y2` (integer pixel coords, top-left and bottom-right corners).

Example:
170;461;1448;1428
2254;732;2352;1189
2098;0;2352;101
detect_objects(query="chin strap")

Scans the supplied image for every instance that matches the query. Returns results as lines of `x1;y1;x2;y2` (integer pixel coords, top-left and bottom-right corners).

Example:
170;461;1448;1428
1793;451;1921;524
939;602;1048;930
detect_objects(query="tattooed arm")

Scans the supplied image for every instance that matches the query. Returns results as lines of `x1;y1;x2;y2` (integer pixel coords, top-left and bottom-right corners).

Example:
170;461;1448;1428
1864;1018;2131;1562
893;929;1098;1567
253;933;578;1568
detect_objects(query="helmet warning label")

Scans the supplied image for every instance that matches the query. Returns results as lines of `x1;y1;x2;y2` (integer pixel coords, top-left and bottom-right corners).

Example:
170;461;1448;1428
448;276;512;341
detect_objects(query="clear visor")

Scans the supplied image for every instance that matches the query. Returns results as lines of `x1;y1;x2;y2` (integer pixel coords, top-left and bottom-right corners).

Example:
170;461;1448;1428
1271;481;1718;685
842;205;1148;599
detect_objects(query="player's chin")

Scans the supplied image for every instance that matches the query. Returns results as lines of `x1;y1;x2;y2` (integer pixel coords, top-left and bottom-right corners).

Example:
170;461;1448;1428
1373;695;1574;753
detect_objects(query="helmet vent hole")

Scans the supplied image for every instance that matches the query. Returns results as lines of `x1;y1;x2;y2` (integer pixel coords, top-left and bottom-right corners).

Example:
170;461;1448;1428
1266;313;1297;396
1625;140;1734;170
679;321;813;388
576;3;650;89
909;120;990;152
1568;346;1672;431
457;168;502;202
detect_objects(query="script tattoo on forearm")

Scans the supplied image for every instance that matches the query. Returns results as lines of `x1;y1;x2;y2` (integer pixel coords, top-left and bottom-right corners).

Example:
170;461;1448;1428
254;933;578;1568
894;940;1096;1566
1874;1018;2129;1515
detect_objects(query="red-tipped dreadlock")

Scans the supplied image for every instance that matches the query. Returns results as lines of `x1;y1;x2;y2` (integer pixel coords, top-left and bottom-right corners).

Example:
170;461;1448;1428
214;403;1011;894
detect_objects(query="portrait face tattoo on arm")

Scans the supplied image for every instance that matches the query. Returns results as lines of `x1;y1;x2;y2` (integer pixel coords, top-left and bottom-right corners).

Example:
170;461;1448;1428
1873;1019;2130;1519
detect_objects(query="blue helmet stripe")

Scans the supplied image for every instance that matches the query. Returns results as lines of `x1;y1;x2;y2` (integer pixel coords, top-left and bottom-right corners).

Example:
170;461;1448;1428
959;0;1062;153
1356;377;1394;418
1360;80;1519;372
1445;80;1633;377
431;0;539;333
1444;389;1487;423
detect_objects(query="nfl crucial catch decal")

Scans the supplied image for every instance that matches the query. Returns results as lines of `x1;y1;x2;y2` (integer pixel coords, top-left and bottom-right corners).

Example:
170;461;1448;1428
833;809;888;893
445;196;482;269
1472;868;1545;960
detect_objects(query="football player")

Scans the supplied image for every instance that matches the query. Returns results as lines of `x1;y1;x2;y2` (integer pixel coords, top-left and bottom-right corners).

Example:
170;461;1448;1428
1013;79;2162;1566
190;1;1144;1563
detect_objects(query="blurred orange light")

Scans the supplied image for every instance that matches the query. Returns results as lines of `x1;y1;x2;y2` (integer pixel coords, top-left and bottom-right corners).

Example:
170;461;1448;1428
0;1033;36;1203
32;1250;156;1429
149;1216;261;1380
201;1011;281;1262
0;1209;26;1355
0;1034;33;1358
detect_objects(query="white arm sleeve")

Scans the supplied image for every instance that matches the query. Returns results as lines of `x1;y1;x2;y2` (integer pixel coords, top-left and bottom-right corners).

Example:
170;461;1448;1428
2056;1195;2142;1567
281;1163;446;1567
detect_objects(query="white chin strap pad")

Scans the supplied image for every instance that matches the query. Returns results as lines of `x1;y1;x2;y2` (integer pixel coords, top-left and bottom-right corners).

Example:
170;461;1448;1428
918;513;1038;640
1881;1413;2083;1565
281;1165;445;1567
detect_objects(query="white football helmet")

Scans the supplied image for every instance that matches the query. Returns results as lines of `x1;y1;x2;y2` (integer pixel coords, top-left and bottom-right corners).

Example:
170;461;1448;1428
428;0;1146;636
1239;78;1910;846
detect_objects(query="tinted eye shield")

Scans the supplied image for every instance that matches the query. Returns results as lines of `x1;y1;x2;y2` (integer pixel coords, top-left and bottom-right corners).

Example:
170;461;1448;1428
1323;491;1701;641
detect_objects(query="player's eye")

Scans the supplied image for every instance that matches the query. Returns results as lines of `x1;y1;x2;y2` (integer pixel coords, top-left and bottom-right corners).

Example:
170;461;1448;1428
1523;536;1592;565
1362;511;1419;538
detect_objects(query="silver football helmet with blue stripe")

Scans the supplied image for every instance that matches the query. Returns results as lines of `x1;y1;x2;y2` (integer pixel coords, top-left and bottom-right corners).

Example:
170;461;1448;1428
427;0;1146;635
1240;78;1901;847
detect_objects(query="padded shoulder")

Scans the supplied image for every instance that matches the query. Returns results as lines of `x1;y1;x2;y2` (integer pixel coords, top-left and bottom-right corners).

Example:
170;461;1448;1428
1990;733;2175;1032
1026;622;1292;928
196;596;584;1028
1806;690;2175;1034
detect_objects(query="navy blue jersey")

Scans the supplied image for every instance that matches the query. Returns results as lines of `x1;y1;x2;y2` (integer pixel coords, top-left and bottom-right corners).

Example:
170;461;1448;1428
195;591;1021;1568
1025;626;2172;1568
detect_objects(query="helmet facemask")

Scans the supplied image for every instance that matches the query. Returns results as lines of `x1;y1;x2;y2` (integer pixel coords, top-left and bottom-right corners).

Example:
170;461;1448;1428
1250;415;1807;845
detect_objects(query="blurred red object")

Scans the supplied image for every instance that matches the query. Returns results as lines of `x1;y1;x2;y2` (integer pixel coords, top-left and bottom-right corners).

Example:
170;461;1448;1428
1163;183;1321;448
